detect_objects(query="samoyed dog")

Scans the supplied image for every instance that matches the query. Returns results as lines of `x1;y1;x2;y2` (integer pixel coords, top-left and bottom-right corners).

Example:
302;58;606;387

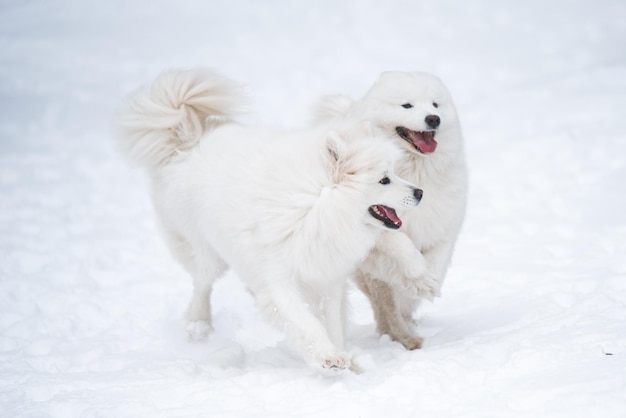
116;68;426;372
315;71;468;349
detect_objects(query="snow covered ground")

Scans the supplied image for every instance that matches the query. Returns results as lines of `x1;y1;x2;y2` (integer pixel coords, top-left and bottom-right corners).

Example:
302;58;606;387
1;0;625;416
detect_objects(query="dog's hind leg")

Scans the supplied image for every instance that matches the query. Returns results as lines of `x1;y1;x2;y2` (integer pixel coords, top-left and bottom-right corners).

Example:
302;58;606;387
185;244;228;340
354;271;424;350
163;230;228;340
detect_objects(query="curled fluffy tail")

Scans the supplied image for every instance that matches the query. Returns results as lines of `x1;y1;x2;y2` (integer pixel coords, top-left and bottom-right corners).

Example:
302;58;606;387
116;68;245;168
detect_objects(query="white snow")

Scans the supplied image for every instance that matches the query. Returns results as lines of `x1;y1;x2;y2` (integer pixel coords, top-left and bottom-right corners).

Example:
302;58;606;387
1;0;625;417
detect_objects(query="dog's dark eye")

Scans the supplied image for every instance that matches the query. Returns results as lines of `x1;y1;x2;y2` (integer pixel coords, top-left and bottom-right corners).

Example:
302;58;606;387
379;177;391;185
433;102;439;108
401;103;413;109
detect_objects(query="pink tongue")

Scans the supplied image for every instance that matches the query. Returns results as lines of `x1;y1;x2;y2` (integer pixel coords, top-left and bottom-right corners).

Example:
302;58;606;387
409;131;437;154
381;206;402;227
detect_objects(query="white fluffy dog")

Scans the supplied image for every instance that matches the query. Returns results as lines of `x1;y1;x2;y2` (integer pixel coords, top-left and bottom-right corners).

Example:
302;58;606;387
116;69;426;372
315;71;468;349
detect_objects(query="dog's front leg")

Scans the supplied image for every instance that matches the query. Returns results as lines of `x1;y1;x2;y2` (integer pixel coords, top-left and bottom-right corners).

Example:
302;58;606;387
422;239;457;290
255;278;351;372
367;232;440;300
318;282;348;350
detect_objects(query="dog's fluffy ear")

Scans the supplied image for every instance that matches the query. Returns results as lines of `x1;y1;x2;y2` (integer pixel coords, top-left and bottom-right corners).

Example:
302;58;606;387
379;71;397;80
326;130;345;163
378;71;403;83
325;131;353;184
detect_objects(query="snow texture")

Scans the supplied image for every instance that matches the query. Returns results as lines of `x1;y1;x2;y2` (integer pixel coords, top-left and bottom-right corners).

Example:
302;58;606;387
1;0;625;417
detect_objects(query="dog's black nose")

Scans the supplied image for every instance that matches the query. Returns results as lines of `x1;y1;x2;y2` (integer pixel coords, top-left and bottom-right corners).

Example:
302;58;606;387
425;115;440;129
413;188;423;202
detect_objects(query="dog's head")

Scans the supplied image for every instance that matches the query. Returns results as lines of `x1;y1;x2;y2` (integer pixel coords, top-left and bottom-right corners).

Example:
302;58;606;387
352;71;461;157
324;125;422;230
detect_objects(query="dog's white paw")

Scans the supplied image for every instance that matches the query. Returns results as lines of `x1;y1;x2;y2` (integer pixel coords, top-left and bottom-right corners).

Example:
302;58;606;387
320;352;351;373
400;271;441;301
186;320;212;341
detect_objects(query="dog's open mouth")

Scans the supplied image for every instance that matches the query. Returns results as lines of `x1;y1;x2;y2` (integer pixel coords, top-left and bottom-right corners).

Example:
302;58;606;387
395;127;437;155
369;205;402;229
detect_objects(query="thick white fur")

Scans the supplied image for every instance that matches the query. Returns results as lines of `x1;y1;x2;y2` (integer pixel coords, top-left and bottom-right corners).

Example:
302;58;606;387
314;71;468;349
116;68;426;372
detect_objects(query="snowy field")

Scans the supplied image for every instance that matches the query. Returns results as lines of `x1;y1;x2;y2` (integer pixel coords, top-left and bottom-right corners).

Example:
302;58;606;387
1;0;625;416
